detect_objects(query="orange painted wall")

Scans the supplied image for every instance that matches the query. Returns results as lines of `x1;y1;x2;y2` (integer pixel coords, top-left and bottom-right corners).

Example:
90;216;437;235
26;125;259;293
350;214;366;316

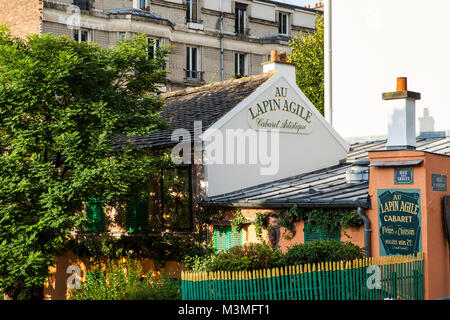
219;208;365;253
367;150;450;300
44;251;180;300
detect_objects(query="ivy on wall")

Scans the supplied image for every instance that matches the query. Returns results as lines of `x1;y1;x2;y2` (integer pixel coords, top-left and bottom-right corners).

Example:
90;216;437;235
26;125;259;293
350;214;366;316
231;210;250;232
277;205;363;240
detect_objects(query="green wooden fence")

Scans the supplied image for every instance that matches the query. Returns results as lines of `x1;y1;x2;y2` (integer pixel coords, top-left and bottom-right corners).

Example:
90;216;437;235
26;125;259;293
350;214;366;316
181;253;424;300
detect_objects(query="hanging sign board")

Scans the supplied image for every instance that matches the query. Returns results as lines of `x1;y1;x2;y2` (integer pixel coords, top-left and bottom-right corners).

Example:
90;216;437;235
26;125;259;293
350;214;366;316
432;174;447;191
378;189;422;256
247;86;314;134
394;168;414;185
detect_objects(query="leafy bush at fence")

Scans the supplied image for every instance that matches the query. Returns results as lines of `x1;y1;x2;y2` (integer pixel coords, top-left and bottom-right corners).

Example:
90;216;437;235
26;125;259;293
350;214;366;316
284;240;365;266
183;243;285;272
69;259;181;300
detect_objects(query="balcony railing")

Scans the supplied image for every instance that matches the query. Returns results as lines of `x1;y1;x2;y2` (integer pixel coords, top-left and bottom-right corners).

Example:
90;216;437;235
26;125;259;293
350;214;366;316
184;70;204;82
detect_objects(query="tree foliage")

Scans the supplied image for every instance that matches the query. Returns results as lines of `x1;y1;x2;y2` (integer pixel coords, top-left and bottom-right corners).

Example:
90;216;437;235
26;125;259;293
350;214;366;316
289;15;324;114
0;27;171;299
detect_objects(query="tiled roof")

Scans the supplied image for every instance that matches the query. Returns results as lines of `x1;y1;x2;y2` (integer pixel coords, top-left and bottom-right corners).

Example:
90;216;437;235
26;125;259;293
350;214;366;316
113;72;276;149
202;134;450;208
201;163;370;208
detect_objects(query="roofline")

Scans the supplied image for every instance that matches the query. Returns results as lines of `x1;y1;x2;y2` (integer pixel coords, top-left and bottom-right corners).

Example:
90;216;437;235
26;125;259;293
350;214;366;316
199;200;369;209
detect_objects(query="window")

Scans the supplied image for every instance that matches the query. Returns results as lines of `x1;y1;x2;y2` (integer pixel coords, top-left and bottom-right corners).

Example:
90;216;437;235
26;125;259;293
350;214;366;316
126;199;149;232
119;32;127;42
147;38;161;60
235;3;248;35
279;12;289;35
186;0;199;23
85;198;105;232
161;167;192;230
74;29;91;43
73;0;89;10
303;223;340;243
234;52;248;78
138;0;148;10
186;46;201;80
213;226;241;251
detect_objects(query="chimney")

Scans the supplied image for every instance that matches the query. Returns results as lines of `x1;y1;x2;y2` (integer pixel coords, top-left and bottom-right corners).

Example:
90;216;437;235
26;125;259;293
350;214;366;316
382;77;421;150
263;49;296;83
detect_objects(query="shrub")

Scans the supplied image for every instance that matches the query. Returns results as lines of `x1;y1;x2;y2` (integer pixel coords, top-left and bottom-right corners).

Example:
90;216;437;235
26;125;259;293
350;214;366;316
284;240;365;266
183;243;284;272
69;259;181;300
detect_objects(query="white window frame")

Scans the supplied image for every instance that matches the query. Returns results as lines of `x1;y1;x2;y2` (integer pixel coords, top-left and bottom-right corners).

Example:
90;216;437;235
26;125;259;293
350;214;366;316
279;12;289;35
74;29;92;43
235;6;247;34
186;0;199;23
186;46;201;80
235;52;248;77
137;0;148;10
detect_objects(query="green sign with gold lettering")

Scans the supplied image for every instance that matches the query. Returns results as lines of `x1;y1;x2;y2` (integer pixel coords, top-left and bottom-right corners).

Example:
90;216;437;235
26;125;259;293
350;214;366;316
378;189;422;256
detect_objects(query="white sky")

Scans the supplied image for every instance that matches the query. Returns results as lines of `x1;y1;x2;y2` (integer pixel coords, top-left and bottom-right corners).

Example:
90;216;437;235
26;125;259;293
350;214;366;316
331;0;450;138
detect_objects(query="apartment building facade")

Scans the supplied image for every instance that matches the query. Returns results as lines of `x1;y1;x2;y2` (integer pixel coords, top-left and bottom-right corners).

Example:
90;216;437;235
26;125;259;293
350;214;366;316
0;0;319;91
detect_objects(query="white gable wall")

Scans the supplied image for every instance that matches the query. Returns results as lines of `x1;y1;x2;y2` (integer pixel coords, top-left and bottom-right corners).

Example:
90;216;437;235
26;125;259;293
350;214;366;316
203;72;348;197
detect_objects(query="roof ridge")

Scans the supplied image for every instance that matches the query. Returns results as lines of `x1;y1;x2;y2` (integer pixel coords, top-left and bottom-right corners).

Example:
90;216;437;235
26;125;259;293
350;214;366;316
159;71;277;100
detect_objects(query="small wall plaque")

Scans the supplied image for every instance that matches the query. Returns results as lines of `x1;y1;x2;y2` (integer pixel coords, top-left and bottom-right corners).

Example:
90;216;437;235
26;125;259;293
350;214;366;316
395;168;414;185
432;174;447;191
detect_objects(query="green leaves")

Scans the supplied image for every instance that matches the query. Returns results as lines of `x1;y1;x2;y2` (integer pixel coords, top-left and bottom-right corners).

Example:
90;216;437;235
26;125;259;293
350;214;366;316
289;15;325;115
0;28;171;298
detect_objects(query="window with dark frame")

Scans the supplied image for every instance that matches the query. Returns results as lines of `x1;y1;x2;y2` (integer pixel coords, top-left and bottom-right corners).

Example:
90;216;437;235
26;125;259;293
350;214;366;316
73;0;89;10
139;0;148;10
73;29;91;43
235;3;248;35
279;12;289;35
186;46;201;80
147;38;161;60
126;198;149;232
234;52;248;78
186;0;199;23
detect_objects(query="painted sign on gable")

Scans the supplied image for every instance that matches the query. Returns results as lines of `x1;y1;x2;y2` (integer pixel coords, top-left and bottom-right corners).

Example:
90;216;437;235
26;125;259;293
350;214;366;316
247;86;314;134
378;189;422;256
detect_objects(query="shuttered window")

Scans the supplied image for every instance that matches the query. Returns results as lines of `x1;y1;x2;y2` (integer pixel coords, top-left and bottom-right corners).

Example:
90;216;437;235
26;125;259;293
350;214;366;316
85;198;105;232
126;199;149;232
213;226;241;251
304;223;340;243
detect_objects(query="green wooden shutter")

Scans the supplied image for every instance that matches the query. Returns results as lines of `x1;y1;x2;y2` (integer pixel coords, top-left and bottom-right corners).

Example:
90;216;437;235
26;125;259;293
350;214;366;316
214;226;229;251
304;223;340;243
213;226;241;251
85;198;105;232
229;228;242;248
126;199;149;232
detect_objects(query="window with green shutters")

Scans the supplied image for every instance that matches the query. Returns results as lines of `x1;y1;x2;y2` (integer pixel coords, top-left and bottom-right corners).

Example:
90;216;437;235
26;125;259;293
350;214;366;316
85;198;105;232
126;199;149;232
213;226;241;251
303;223;340;243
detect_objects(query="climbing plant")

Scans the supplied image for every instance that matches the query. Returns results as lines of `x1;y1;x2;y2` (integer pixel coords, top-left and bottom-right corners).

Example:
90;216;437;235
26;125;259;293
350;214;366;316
253;212;271;241
278;205;363;240
231;210;249;232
